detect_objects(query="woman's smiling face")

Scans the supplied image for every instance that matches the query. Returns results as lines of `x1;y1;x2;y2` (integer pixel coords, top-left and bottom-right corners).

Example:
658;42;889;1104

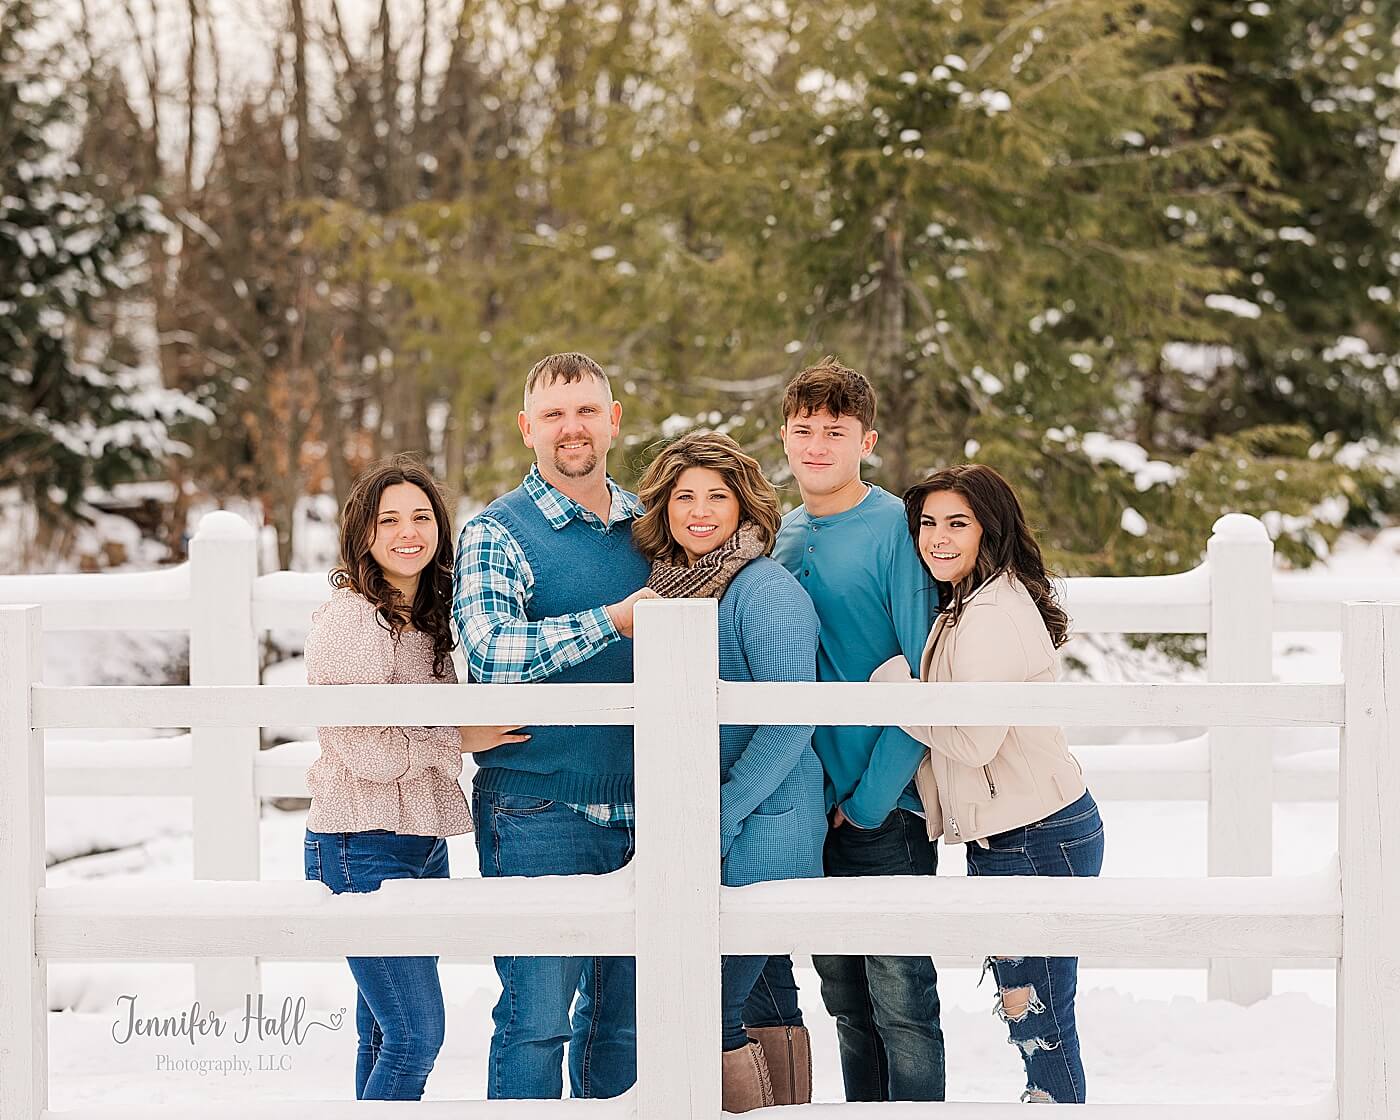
918;489;982;584
369;482;439;586
667;466;740;563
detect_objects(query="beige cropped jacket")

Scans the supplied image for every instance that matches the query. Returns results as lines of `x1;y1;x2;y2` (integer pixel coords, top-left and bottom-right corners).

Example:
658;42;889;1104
870;572;1086;845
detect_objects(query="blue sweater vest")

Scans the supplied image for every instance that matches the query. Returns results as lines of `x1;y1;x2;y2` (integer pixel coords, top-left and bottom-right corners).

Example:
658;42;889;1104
468;483;650;805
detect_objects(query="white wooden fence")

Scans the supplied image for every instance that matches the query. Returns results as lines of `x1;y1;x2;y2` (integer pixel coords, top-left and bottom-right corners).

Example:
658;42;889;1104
2;595;1396;1119
3;510;1396;1011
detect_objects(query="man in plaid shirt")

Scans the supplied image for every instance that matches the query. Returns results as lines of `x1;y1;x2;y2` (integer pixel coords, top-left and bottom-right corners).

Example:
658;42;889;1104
453;352;655;1099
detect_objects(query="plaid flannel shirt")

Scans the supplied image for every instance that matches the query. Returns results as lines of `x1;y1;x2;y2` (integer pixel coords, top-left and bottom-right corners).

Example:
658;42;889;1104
454;465;641;829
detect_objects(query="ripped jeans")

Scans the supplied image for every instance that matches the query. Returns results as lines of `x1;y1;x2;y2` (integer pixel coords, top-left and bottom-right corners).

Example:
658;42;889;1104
965;791;1104;1104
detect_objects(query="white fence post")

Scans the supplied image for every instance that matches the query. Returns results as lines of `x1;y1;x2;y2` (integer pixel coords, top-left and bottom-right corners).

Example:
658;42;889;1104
633;599;721;1119
0;606;47;1120
189;512;261;1009
1206;513;1274;1004
1338;602;1399;1120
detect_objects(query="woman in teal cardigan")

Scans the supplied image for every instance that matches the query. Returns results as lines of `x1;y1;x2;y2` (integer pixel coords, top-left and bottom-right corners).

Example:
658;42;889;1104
634;431;826;1113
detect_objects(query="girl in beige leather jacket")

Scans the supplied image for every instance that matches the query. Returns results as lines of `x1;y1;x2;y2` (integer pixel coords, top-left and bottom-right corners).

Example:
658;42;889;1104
871;463;1103;1105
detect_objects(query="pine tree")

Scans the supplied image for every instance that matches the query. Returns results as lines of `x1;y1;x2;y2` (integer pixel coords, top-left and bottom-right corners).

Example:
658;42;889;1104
0;0;191;519
640;0;1373;572
1150;0;1400;514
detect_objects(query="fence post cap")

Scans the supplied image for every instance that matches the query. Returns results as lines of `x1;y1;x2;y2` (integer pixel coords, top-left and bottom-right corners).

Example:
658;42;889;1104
192;510;256;542
1209;513;1270;542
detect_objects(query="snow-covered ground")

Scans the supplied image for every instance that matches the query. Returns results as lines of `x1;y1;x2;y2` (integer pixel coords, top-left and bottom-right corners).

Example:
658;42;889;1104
36;528;1400;1107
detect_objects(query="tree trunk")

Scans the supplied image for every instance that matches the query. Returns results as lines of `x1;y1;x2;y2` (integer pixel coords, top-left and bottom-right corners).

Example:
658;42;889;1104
443;402;465;497
316;354;353;506
184;0;199;194
289;0;311;194
273;472;298;570
1137;360;1166;451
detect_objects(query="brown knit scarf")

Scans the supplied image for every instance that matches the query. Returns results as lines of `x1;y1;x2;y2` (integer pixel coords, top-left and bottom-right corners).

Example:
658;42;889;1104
647;521;769;599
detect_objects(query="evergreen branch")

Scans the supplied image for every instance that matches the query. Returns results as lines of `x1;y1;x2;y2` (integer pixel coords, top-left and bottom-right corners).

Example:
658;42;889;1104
966;0;1077;75
1052;133;1261;171
905;279;965;377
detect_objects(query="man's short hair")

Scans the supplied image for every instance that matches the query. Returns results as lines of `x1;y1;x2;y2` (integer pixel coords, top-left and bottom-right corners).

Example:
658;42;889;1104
523;351;612;410
782;355;877;431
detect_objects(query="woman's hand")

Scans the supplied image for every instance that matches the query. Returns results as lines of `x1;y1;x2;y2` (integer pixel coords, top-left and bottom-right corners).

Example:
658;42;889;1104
459;725;531;753
870;655;916;685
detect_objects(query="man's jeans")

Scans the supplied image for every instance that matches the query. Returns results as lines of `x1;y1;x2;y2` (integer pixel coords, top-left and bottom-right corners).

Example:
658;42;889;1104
303;829;448;1100
967;790;1105;1103
813;808;946;1101
472;789;637;1099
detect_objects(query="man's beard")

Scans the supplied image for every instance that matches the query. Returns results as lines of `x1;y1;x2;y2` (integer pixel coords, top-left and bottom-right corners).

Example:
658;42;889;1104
553;443;599;478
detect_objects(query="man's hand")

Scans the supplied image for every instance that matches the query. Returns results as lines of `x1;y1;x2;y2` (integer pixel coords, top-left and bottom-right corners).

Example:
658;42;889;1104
832;805;875;830
605;586;660;639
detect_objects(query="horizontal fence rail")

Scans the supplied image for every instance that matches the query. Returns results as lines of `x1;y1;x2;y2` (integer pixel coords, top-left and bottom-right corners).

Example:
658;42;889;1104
30;681;1347;730
0;565;192;631
6;566;1396;634
33;870;1340;961
718;681;1345;728
36;877;638;959
5;518;1396;635
41;735;1347;803
32;682;637;729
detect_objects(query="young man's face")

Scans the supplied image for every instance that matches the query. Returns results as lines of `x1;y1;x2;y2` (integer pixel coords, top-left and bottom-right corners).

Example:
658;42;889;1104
780;408;878;500
518;375;622;483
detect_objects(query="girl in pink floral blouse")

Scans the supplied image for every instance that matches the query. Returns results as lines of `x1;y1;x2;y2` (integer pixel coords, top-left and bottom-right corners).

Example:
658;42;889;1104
304;456;525;1100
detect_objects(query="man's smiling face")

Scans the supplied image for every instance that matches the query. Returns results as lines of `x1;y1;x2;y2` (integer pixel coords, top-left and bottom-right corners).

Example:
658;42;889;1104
518;374;621;484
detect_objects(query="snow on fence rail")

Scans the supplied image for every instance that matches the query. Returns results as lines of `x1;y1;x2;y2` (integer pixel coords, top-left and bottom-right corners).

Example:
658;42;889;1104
2;510;1399;1009
1;598;1396;1120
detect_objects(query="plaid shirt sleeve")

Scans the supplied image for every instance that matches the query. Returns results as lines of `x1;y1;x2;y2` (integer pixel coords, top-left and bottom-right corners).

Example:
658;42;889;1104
453;516;621;683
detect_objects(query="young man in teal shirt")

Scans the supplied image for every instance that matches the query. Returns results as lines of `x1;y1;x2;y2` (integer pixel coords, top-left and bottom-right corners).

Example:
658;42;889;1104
769;356;944;1102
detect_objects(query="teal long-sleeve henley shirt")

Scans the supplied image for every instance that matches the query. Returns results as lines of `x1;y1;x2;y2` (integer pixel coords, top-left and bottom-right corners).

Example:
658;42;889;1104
773;484;939;830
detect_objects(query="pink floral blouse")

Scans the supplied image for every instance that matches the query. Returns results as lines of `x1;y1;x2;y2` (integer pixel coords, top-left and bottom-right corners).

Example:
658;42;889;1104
304;587;472;836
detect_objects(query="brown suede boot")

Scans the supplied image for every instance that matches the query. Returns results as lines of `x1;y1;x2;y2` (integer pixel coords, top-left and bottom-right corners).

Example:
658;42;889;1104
747;1025;812;1105
722;1040;775;1113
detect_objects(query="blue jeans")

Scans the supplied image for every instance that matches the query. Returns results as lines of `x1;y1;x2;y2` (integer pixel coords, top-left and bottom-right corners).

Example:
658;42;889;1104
813;808;946;1101
303;829;449;1100
721;954;804;1052
472;789;636;1099
966;790;1105;1103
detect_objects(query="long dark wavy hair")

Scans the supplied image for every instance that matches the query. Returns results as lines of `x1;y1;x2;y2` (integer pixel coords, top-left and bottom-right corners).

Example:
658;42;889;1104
903;464;1071;648
329;456;457;679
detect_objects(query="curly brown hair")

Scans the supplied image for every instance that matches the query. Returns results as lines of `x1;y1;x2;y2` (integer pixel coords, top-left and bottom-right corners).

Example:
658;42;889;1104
329;456;457;679
903;464;1071;648
632;431;782;565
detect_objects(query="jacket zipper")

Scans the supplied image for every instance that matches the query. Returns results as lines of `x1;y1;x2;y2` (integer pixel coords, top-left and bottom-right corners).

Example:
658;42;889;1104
983;765;998;799
945;754;961;837
933;617;964;839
